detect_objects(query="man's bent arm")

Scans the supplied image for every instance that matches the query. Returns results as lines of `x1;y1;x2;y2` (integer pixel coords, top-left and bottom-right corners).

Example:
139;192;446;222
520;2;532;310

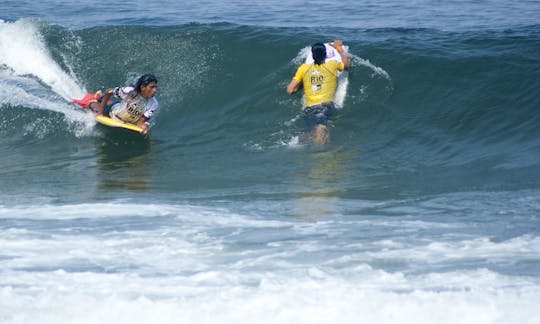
332;40;350;70
287;79;300;95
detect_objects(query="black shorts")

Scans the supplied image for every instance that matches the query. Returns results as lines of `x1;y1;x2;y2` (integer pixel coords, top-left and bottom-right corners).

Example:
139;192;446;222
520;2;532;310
303;102;336;127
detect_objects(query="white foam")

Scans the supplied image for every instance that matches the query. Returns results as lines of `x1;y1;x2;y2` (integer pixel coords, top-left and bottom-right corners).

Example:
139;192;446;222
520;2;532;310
367;235;540;263
351;54;392;80
1;202;539;323
0;20;94;135
0;19;86;100
243;129;305;152
0;76;95;136
0;202;289;227
0;267;538;324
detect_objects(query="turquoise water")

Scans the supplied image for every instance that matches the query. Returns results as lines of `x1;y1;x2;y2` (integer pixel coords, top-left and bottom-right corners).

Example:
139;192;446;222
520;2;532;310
1;1;540;323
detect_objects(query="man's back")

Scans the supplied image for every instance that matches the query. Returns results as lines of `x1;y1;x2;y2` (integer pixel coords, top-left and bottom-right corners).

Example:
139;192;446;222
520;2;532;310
293;60;344;107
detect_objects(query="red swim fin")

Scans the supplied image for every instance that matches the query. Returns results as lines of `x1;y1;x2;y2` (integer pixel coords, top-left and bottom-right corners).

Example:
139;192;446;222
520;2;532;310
72;93;98;109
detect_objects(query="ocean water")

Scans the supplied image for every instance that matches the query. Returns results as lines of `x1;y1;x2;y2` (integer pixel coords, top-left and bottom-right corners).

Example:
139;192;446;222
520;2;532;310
1;1;540;323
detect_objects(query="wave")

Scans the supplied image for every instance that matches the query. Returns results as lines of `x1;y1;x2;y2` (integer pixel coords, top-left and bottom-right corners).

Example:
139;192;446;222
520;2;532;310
1;19;539;191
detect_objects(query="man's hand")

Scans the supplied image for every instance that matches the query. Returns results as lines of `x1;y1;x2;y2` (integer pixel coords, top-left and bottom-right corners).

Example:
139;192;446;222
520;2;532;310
139;121;150;135
331;40;343;50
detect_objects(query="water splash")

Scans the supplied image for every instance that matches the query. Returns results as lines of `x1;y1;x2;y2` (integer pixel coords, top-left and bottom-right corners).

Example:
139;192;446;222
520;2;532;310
0;19;95;136
291;45;391;108
0;19;86;100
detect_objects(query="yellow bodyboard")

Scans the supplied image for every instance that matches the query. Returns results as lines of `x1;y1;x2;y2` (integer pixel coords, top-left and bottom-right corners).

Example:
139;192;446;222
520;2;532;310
95;115;144;133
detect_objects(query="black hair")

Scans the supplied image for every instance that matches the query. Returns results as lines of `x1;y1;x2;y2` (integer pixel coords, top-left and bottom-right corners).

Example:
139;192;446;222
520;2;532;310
311;43;326;65
135;74;158;93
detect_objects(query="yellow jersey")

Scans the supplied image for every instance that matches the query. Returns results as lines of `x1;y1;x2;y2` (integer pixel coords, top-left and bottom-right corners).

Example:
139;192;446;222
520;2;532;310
292;61;345;107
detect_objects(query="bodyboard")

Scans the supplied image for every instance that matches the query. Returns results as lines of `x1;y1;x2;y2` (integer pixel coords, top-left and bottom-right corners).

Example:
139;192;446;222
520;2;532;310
95;115;144;134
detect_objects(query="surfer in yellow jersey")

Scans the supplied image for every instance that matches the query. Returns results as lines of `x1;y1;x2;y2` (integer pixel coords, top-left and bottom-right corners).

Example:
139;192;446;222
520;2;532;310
287;40;350;145
87;74;159;135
